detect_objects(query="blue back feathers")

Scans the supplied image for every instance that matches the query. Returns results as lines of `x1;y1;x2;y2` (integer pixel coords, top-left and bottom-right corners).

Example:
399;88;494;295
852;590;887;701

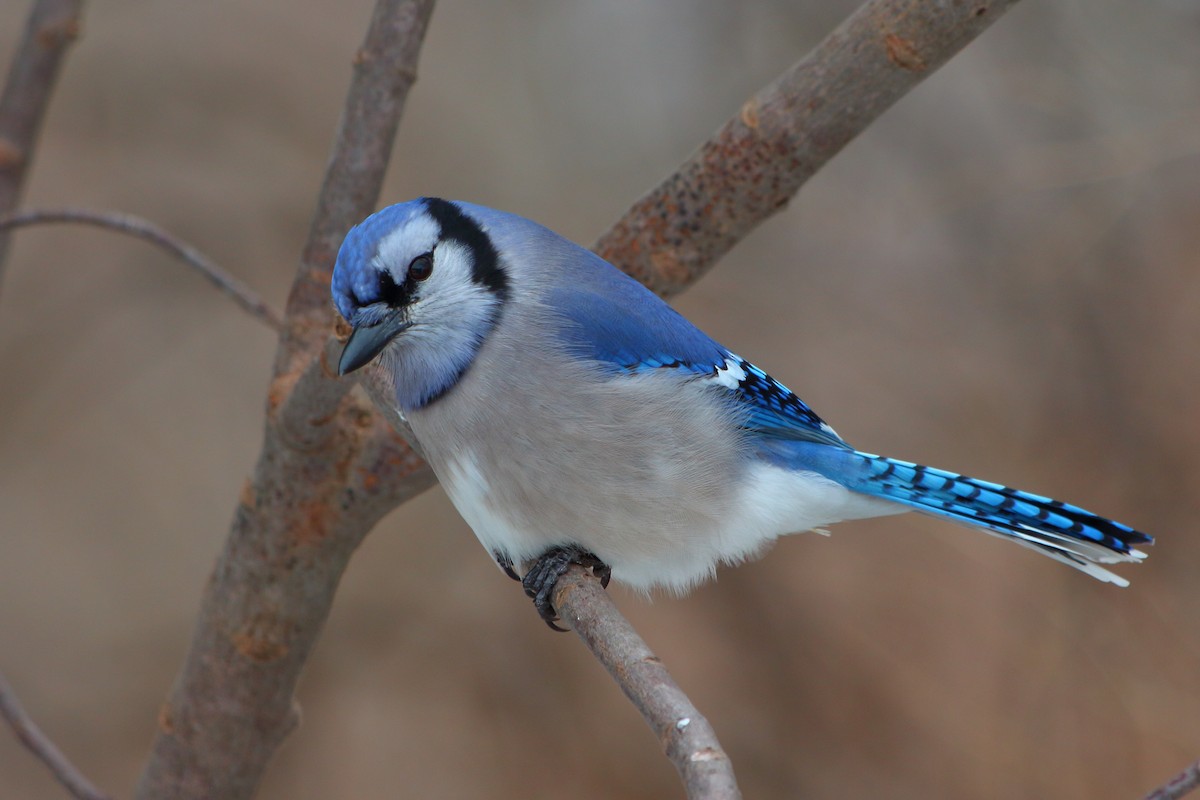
543;244;845;447
546;262;726;371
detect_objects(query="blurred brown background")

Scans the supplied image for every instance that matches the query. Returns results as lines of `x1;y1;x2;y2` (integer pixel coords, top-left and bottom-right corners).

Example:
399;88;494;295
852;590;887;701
2;1;1199;797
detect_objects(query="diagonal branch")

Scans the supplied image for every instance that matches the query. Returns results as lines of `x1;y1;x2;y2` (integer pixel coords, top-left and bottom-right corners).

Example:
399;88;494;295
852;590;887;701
0;0;84;292
0;669;112;800
554;568;741;799
0;208;283;330
595;0;1021;297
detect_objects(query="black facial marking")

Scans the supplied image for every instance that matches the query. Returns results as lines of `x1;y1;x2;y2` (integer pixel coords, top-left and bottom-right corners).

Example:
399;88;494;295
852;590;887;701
370;250;435;311
422;197;509;299
377;268;406;306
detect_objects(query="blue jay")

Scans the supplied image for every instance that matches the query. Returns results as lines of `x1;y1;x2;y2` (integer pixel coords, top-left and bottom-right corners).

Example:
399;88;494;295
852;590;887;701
333;198;1151;629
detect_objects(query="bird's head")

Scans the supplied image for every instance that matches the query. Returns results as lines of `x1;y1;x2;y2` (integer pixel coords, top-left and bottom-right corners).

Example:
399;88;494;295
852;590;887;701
332;198;509;390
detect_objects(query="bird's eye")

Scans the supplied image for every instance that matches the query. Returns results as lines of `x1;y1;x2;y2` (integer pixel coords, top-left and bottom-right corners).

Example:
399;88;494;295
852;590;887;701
408;253;434;282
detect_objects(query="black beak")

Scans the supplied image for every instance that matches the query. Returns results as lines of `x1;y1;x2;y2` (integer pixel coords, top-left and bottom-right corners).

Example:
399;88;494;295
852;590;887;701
338;310;411;375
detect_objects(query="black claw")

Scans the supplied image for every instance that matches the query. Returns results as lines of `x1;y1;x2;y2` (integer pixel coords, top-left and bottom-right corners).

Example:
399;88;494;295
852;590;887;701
494;551;520;582
520;546;612;631
594;561;612;589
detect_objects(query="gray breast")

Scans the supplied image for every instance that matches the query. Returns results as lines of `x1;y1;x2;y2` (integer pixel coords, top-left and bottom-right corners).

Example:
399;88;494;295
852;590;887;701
406;301;750;568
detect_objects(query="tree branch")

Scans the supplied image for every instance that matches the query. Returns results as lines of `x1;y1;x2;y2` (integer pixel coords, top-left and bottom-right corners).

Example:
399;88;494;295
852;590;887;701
0;208;283;330
0;669;112;800
132;3;436;799
0;0;84;292
1144;759;1200;800
594;0;1021;297
135;0;1023;796
554;567;741;799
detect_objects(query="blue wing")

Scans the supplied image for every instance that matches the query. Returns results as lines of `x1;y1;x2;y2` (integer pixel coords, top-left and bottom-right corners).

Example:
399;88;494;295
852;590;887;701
547;262;846;448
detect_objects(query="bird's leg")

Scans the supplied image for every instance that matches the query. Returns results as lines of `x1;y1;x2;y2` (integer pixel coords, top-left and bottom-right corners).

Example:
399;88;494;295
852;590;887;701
521;545;611;632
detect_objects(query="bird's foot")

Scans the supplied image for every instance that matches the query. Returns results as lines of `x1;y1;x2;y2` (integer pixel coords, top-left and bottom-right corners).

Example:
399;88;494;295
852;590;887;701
521;546;611;632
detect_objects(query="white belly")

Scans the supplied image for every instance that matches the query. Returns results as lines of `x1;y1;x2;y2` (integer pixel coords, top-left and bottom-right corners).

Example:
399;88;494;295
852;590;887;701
439;446;903;594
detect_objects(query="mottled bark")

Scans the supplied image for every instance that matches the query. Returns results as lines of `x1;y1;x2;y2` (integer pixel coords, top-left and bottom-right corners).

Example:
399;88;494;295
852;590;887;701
595;0;1020;298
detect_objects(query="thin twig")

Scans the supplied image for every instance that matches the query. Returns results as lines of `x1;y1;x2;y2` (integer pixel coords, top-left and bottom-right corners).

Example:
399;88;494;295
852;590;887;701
0;0;85;289
0;669;112;800
554;567;741;799
0;208;283;330
1144;759;1200;800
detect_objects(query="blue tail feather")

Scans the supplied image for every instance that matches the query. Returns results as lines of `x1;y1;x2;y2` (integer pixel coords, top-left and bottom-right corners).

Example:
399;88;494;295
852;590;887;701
780;443;1153;585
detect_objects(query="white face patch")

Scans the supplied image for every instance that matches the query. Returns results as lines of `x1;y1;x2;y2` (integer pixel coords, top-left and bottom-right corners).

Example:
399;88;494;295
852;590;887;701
374;213;441;278
712;355;748;390
430;240;474;283
405;239;490;331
